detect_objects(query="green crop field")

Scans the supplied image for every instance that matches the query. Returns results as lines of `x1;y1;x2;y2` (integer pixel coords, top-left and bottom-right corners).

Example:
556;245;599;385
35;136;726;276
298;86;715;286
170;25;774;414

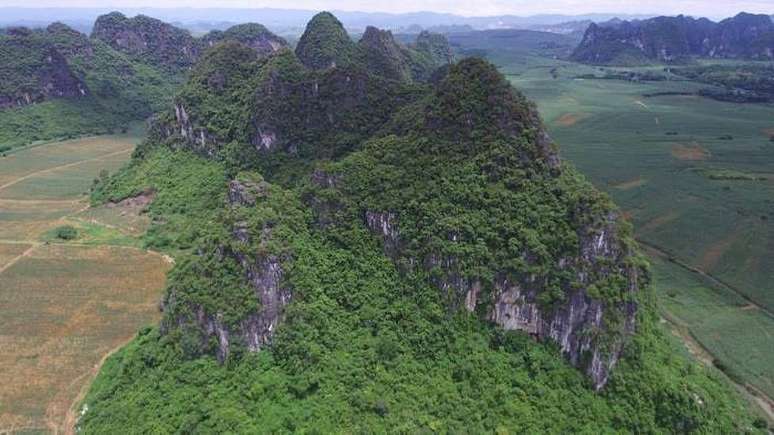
0;136;169;433
485;48;774;409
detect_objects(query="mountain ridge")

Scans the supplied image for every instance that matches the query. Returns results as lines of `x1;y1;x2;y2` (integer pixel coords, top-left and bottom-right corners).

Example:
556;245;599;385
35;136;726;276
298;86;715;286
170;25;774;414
573;12;774;64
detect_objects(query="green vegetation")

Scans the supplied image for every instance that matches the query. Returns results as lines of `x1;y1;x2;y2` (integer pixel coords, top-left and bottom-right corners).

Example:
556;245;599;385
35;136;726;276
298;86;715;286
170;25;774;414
78;28;760;430
693;167;767;181
54;225;78;240
0;22;181;151
453;36;774;408
294;12;358;70
672;63;774;103
91;12;199;71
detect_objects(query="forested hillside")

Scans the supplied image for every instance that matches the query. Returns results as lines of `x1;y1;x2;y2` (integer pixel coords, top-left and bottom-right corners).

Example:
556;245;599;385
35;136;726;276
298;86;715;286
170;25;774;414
76;12;762;434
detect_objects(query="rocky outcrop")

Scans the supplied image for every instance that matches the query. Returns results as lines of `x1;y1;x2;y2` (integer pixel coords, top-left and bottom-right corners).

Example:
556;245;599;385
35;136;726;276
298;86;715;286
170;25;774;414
91;11;200;70
572;12;774;64
162;179;291;361
0;29;88;109
201;23;288;58
489;213;640;389
360;207;639;389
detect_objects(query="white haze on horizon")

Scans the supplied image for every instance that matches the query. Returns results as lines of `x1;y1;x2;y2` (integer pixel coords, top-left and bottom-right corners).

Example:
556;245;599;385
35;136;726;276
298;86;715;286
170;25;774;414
0;0;772;19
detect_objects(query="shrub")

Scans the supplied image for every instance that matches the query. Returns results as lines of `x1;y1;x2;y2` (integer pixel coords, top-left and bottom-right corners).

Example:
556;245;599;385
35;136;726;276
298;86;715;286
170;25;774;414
54;225;78;240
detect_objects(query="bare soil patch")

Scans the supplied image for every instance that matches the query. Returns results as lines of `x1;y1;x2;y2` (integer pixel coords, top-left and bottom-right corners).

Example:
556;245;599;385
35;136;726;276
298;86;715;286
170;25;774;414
671;143;711;161
612;177;647;190
555;112;589;127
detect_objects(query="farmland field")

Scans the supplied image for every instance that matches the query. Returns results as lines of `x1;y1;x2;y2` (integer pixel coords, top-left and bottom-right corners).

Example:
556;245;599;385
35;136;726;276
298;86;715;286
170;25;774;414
490;49;774;409
0;135;169;434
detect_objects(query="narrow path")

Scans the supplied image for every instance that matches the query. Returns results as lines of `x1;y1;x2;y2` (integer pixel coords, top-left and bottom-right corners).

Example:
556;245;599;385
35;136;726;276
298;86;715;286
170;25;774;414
642;239;774;422
0;148;132;192
661;313;774;423
0;243;39;274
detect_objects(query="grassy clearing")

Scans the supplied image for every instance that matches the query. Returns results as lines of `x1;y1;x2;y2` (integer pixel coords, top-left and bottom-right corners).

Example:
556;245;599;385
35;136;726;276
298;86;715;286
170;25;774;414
0;135;169;433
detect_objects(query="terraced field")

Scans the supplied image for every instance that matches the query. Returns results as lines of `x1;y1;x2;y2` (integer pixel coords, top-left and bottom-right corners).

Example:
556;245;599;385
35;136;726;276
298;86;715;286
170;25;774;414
495;53;774;411
0;136;170;434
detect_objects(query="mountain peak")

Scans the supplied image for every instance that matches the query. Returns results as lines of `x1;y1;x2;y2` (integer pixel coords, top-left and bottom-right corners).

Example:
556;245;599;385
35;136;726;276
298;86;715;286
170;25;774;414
295;11;356;70
426;58;553;161
92;11;199;70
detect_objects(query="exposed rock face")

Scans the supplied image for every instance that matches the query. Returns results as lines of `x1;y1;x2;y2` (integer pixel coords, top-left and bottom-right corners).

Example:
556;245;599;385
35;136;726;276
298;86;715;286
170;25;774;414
0;28;88;109
360;207;639;389
489;213;640;389
572;12;774;64
162;179;291;361
201;23;288;58
91;11;200;69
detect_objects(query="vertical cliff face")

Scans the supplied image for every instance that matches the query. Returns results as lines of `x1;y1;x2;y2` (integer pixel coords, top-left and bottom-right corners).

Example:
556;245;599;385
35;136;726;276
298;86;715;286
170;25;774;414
148;15;642;389
0;28;88;109
161;178;293;360
488;212;640;388
707;13;774;59
572;13;774;64
358;26;413;82
319;58;643;389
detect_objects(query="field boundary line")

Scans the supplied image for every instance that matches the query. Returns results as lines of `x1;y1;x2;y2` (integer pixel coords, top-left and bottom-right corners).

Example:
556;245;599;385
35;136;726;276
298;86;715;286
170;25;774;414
0;243;39;274
0;148;133;192
639;239;774;319
660;309;774;423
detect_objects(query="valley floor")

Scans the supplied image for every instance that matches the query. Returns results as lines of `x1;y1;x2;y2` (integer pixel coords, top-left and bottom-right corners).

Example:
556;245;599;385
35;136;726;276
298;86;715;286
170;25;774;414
0;136;169;434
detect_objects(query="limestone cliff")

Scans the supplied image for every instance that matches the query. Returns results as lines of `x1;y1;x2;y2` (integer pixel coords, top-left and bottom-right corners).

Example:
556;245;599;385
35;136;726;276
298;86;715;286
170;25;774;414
572;12;774;64
91;11;200;70
0;27;88;109
160;178;292;360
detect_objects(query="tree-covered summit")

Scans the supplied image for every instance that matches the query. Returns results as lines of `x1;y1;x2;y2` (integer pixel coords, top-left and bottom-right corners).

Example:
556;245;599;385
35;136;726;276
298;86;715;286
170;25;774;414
77;12;764;434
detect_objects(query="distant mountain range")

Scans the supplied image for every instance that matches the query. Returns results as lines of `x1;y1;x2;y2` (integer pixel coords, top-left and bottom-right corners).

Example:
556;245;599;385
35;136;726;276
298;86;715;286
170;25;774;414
0;7;652;36
572;12;774;64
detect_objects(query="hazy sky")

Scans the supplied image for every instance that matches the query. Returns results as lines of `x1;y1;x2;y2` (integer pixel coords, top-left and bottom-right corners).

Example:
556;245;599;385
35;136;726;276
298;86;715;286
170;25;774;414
1;0;773;18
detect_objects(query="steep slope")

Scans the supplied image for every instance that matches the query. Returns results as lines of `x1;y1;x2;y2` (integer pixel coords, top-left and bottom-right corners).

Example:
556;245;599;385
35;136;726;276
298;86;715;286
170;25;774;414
709;12;774;59
91;11;200;70
151;40;427;164
201;23;289;58
0;21;181;147
572;12;774;65
77;13;762;434
358;26;413;82
0;27;87;108
295;11;357;70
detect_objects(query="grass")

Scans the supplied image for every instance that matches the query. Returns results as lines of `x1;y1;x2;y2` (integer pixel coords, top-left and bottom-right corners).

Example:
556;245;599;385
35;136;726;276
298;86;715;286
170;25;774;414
0;134;169;433
650;253;774;399
487;51;774;406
